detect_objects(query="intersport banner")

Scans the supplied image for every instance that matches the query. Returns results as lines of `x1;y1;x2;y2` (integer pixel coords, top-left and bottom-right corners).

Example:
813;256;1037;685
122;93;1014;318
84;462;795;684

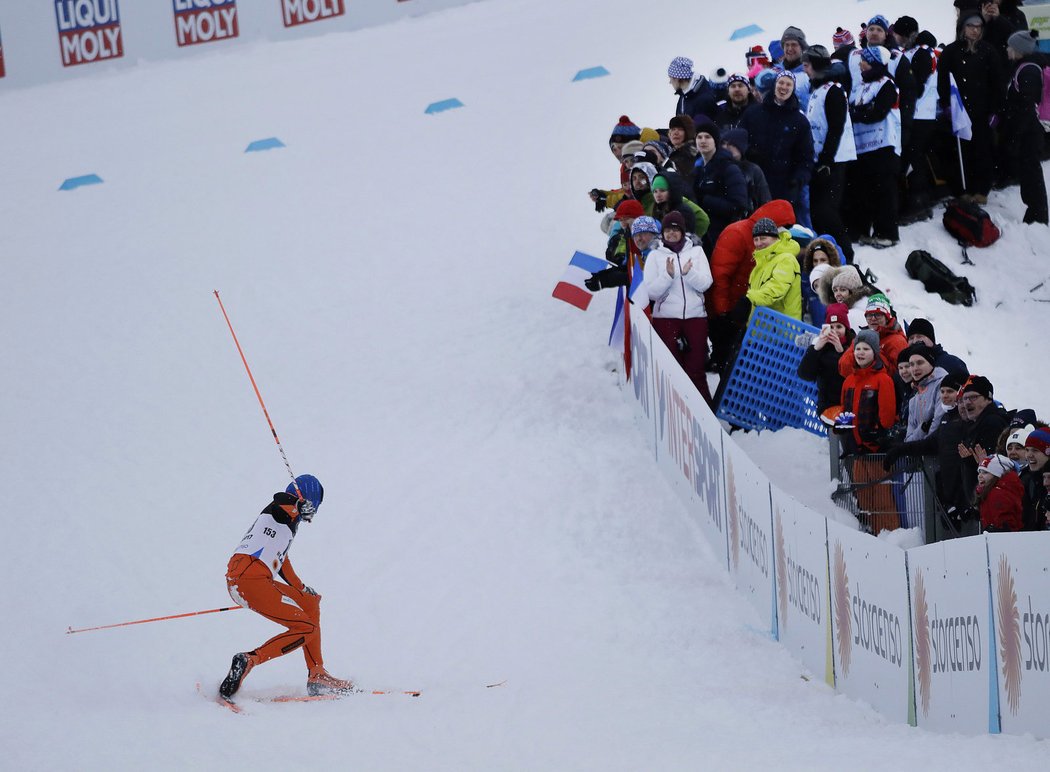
772;490;833;685
907;537;993;734
723;438;774;631
827;519;911;723
987;532;1050;737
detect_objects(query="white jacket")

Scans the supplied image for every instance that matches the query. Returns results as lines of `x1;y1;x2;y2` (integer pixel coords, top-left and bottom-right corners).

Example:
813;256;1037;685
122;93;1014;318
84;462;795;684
644;242;713;319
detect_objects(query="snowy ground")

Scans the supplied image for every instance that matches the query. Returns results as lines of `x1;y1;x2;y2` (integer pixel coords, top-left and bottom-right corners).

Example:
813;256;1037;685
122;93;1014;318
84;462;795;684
2;1;1047;769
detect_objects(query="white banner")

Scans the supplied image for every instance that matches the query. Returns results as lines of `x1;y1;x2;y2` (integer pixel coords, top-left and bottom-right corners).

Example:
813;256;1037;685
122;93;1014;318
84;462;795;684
987;532;1050;737
771;489;833;685
723;437;774;631
827;520;911;722
907;537;993;734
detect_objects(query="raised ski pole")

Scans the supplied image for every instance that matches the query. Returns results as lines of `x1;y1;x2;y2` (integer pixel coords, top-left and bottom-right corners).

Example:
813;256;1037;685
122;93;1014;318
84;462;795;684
213;290;302;499
67;606;242;635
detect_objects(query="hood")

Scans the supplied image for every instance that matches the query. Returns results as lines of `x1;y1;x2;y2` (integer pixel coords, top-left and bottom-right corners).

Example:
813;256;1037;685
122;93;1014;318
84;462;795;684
803;237;842;272
750;199;796;228
631;162;658;186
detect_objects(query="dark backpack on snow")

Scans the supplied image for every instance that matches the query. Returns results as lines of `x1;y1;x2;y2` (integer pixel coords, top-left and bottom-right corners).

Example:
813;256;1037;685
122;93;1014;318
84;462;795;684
942;198;1001;248
905;250;977;306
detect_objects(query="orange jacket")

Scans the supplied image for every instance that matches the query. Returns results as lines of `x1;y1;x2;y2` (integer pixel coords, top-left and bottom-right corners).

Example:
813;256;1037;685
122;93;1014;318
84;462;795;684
841;359;898;451
706;199;796;316
837;319;909;379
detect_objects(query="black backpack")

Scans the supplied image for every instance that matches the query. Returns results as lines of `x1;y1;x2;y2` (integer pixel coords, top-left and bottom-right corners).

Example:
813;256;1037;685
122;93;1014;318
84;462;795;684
905;250;977;306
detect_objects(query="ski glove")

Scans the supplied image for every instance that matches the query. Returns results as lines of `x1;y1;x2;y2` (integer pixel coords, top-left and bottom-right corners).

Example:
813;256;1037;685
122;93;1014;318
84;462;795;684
302;585;319;596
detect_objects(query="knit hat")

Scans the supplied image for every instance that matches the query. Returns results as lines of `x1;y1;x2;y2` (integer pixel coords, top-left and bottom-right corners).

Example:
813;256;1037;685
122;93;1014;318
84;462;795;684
833;27;855;49
710;67;729;86
614;199;645;220
861;45;891;67
824;302;851;327
775;69;797;86
802;45;831;69
661;211;686;232
727;72;750;87
781;26;808;48
631;216;661;236
865;292;893;318
769;40;785;61
893;16;919;39
668;56;695;80
620;140;644;159
855;329;881;352
962;374;994;400
961;13;984;27
610;115;641;143
810;262;832;290
651;175;670;192
668;114;696;141
1009;408;1038;429
940;372;966;392
831;266;864;291
979;455;1014;479
1025;429;1050;455
644;140;671;160
916;30;938;48
897;345;915;366
1007;426;1035;448
721;127;749;156
746;45;770;67
752;217;779;238
754;68;779;93
693;117;721;145
906;317;936;343
1008;29;1040;57
868;15;891;32
909;345;938;368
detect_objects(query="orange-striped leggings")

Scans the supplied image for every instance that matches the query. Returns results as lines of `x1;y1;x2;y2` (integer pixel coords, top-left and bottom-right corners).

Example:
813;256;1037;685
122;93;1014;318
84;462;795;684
226;554;324;670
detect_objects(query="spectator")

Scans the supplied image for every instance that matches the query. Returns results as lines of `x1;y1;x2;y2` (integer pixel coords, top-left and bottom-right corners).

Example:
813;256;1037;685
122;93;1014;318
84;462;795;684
798;302;855;413
904;318;970;381
668;56;719;120
589;116;642;210
975;454;1025;532
644;140;678;177
721;128;771;215
937;13;1005;202
627;162;659;212
1022;429;1050;530
667;115;699;182
848;45;902;247
780;26;813;110
894;17;939;218
977;0;1024;64
905;346;949;441
731;217;803;324
818;265;874;330
644;211;715;403
801;237;844;322
714;73;758;130
803;44;856;263
837;293;909;379
867;16;918;161
706;199;796;371
739;71;814;220
999;0;1030;30
745;45;772;79
651;174;710;240
892;347;916;432
1002;30;1049;224
831;26;857;91
585;200;645;291
958;375;1012;500
691;118;749;252
1005;424;1034;464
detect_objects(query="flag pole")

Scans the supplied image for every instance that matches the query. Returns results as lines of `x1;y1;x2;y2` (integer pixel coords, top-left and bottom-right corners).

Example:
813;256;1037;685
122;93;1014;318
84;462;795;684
956;137;968;192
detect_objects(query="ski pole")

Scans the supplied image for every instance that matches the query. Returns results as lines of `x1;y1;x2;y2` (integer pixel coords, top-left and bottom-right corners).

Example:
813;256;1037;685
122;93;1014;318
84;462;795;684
213;290;302;499
67;605;242;635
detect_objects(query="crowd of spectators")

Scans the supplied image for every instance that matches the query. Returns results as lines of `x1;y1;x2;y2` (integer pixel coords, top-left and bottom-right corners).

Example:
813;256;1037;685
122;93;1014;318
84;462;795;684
583;3;1049;538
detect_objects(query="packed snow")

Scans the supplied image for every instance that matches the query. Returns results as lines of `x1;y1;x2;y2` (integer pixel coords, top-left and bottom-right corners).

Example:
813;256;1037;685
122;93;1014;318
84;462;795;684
3;0;1047;769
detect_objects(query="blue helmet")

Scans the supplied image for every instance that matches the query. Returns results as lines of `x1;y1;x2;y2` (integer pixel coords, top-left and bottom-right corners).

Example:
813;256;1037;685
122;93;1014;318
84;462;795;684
287;474;323;520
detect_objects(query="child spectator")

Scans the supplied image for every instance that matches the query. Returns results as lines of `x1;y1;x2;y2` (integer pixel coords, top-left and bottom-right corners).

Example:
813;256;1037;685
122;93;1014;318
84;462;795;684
837;293;909;378
797;302;854;413
975;455;1025;533
905;346;948;441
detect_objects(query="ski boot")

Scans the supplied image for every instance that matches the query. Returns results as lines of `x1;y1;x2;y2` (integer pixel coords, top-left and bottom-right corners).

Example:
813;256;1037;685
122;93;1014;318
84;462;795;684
219;652;257;699
307;669;356;696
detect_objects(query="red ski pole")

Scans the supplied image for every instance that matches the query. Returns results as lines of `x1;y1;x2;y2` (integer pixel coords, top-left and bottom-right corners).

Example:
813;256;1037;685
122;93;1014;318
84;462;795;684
67;606;242;635
213;290;302;499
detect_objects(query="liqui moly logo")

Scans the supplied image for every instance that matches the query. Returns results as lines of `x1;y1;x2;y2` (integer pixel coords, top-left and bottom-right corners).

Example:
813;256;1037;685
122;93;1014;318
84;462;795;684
280;0;345;28
55;0;124;68
173;0;239;47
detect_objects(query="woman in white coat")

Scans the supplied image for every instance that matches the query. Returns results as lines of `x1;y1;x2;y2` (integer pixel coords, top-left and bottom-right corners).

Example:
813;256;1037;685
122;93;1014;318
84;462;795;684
644;211;715;405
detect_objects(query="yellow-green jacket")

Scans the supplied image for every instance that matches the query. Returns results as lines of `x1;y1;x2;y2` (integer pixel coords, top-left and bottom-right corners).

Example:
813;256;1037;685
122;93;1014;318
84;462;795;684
745;231;802;320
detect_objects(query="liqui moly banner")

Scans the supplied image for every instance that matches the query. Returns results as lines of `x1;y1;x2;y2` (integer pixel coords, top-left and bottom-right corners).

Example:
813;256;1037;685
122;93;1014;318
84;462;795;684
723;439;774;630
173;0;239;47
907;537;993;734
280;0;345;28
772;491;833;685
54;0;123;67
987;532;1050;737
827;520;911;722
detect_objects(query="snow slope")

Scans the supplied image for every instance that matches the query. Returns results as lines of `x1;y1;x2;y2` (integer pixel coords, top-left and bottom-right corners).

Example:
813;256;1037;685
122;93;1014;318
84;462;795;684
2;1;1047;769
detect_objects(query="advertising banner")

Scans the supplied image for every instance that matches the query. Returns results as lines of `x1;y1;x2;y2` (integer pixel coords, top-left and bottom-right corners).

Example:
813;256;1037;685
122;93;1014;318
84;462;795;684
907;537;993;734
54;0;124;67
771;490;833;684
827;520;911;722
279;0;345;28
987;532;1050;737
172;0;239;48
1027;4;1050;52
723;438;774;630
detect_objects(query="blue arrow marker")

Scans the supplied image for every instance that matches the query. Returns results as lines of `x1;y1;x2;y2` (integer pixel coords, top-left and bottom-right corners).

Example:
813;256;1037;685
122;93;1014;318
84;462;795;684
245;137;286;153
425;98;464;115
730;24;763;41
573;66;610;82
59;174;103;191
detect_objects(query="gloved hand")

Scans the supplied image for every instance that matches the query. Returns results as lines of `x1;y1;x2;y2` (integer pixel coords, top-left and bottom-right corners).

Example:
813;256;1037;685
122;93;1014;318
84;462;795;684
604;232;624;263
730;296;752;326
590;189;607;212
297;498;317;521
302;585;320;596
882;446;903;471
795;332;815;348
584;274;603;292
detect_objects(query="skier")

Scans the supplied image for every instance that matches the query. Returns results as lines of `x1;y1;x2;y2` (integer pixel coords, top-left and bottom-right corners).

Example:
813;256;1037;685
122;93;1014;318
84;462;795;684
218;474;353;700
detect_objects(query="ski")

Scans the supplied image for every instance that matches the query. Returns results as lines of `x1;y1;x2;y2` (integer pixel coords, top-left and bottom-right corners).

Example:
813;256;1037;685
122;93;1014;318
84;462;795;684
196;682;244;714
257;687;422;702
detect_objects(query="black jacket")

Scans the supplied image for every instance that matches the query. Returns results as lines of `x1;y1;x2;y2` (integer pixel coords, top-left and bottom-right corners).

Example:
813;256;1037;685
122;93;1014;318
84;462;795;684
937;39;1005;119
691;149;749;251
738;96;814;205
797;330;855;413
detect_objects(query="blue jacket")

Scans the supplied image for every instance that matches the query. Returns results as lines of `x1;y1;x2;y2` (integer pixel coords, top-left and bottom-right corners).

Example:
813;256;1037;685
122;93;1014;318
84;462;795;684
739;96;814;209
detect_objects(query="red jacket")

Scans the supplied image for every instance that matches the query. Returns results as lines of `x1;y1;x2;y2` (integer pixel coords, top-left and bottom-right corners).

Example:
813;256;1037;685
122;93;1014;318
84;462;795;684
837;319;909;379
979;471;1024;532
706;199;796;316
841;358;898;451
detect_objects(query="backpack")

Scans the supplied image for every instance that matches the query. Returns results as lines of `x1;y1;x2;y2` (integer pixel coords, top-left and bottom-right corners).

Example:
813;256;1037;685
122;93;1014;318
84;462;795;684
942;198;1001;248
905;249;977;306
1013;61;1050;131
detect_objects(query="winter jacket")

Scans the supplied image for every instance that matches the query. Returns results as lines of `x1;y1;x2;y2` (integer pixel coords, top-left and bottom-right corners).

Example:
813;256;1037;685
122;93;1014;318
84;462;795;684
1003;55;1047;139
669;144;698;186
676;76;719;120
739;159;772;216
644;242;713;319
1020;465;1049;531
918;343;969;383
960;403;1012;500
650;173;711;238
905;367;948;442
816;265;875;331
837;319;909;379
841;357;898;453
745;231;802;320
706;199;796;316
895;406;972;513
714;95;758;130
797;328;856;413
692;149;749;252
937;38;1005;121
978;471;1024;533
738;96;814;207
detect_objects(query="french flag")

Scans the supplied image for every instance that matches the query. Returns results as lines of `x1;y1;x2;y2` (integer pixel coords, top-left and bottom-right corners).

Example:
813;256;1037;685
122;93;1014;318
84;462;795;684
552;251;610;311
607;255;646;346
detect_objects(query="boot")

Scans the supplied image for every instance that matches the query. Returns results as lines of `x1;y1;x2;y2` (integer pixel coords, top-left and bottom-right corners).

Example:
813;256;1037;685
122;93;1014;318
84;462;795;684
307;669;356;696
219;652;257;699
